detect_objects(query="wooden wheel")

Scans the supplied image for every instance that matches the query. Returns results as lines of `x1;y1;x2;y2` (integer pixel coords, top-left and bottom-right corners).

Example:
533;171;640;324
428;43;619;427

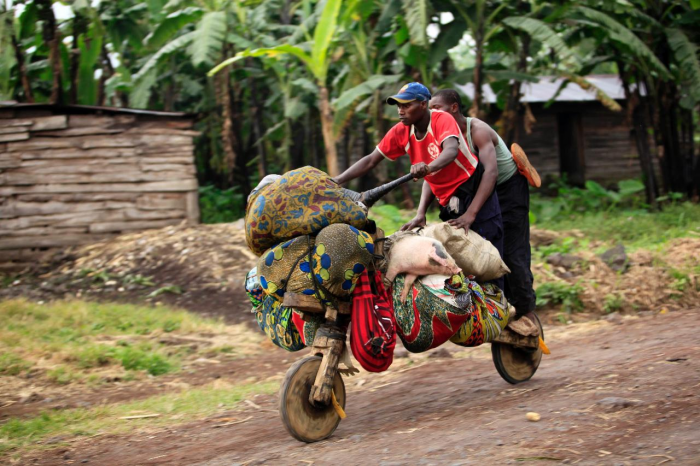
492;314;544;385
279;356;346;443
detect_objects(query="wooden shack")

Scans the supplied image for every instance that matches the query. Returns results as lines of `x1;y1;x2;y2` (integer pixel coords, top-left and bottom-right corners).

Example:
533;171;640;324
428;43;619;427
0;103;200;270
458;75;651;186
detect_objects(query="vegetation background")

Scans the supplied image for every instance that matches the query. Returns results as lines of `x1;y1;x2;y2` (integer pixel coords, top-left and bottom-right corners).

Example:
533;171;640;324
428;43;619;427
1;0;698;221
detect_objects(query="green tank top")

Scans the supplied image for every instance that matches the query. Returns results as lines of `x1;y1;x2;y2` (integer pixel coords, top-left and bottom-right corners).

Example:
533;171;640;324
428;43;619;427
465;118;517;185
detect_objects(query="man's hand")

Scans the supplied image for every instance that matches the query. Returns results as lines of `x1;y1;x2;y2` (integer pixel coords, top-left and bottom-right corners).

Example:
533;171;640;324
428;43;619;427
447;211;476;233
400;214;426;231
410;162;431;181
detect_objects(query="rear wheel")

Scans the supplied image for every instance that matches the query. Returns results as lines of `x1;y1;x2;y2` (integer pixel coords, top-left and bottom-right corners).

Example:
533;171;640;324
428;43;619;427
492;314;544;384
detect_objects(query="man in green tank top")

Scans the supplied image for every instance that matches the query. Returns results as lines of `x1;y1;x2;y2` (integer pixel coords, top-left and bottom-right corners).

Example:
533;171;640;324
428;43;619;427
420;89;539;323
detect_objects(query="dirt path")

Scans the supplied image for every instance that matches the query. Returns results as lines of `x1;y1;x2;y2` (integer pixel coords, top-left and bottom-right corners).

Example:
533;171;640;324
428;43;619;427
22;309;700;465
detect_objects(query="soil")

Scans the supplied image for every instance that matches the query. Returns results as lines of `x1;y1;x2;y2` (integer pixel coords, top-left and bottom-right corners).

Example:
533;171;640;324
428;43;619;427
0;221;257;324
16;308;700;466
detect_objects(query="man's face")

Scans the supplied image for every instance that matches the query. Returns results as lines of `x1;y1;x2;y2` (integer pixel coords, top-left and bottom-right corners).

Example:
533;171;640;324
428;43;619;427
397;100;426;126
429;96;457;117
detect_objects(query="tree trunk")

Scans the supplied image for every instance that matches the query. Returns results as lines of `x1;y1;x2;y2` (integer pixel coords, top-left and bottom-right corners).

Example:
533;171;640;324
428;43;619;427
319;86;339;176
10;32;34;102
97;44;113;106
36;0;63;104
619;65;658;209
216;70;238;186
500;34;530;142
469;19;485;119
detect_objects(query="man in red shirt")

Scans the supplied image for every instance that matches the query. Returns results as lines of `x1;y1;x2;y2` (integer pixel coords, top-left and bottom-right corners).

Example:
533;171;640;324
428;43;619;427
333;82;504;288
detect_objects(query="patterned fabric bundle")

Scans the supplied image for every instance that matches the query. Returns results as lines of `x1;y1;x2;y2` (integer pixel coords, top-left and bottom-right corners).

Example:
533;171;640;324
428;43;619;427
245;166;369;256
392;273;511;353
257;223;375;305
291;309;325;347
449;281;511;347
392;274;474;353
254;295;306;352
244;267;265;308
349;270;396;372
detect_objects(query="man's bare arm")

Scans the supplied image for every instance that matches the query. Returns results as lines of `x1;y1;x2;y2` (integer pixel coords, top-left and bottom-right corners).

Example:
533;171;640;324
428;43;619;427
400;181;435;231
447;129;498;232
410;136;460;179
333;149;385;185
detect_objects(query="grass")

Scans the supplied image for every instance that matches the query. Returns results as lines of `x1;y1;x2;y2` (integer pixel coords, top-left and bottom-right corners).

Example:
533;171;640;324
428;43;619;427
369;198;700;250
0;299;224;381
0;380;278;455
530;199;700;251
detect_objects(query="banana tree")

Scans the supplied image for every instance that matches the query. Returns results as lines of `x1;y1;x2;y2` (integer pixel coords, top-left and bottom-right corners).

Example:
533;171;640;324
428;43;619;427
210;0;349;176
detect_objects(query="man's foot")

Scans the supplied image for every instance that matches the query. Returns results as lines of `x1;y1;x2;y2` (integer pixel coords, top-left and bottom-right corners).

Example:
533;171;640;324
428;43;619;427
507;311;539;337
510;143;541;188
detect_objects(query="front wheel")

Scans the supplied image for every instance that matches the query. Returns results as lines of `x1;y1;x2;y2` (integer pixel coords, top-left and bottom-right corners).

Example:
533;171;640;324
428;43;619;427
279;356;346;443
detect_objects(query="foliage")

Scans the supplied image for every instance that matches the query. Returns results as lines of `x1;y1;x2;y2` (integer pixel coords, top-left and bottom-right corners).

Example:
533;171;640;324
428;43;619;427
603;293;625;314
535;281;584;313
198;185;245;223
0;0;697;200
531;178;647;223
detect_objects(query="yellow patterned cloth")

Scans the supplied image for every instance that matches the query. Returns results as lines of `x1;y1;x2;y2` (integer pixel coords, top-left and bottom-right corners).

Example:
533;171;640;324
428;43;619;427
450;281;511;346
257;223;375;305
245;166;368;256
254;296;305;352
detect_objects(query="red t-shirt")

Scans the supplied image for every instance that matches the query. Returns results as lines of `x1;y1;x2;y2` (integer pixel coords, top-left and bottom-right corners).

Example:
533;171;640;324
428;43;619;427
376;110;479;206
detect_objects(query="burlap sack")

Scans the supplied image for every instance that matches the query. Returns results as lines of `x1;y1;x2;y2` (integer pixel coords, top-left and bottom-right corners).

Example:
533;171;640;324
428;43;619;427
421;223;510;281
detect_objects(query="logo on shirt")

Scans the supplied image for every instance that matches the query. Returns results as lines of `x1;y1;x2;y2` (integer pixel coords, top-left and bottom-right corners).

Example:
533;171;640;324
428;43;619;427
427;142;440;159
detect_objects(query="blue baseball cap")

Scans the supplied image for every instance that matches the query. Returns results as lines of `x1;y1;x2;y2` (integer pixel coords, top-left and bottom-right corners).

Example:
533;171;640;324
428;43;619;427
386;82;432;105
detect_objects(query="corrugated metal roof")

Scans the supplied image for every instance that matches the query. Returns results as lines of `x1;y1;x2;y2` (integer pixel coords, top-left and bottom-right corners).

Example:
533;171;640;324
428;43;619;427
0;102;193;117
456;74;629;104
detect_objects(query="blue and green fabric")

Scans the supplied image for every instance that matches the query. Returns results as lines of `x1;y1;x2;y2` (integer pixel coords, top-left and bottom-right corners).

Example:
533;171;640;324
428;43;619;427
245;166;369;256
254;295;305;352
257;223;375;305
244;267;264;308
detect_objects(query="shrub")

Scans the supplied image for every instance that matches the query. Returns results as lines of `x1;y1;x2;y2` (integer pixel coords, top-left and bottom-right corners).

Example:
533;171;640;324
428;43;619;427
536;281;584;313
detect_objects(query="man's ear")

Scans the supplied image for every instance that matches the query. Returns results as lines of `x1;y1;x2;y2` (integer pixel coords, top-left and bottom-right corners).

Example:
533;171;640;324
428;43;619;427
451;102;459;114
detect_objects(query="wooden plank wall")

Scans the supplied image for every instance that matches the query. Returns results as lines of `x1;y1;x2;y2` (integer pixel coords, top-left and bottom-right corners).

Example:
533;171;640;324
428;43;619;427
513;102;650;185
0;109;200;270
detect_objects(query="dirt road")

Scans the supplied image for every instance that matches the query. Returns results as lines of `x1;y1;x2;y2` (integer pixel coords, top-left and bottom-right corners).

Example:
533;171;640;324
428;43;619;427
24;309;700;466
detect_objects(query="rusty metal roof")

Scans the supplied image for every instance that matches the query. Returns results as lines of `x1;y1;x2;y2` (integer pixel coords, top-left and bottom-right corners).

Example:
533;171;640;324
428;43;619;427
456;74;629;104
0;102;193;118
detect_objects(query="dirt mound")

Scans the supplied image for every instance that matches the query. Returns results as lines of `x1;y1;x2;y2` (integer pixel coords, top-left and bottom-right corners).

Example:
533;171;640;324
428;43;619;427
1;220;258;323
534;235;700;316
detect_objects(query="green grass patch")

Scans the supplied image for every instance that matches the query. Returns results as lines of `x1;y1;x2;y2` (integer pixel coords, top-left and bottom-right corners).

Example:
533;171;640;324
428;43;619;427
369;203;440;235
532;199;700;251
535;281;585;314
0;381;278;455
0;299;223;381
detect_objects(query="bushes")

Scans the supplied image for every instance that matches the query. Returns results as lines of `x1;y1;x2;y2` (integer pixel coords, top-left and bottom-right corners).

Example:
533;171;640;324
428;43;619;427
199;185;246;223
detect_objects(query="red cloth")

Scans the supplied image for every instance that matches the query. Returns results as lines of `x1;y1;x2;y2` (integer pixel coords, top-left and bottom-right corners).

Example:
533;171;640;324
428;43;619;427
349;270;396;372
376;110;479;205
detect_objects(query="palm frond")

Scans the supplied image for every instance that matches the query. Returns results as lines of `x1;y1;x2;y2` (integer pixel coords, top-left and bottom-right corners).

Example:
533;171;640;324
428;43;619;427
503;17;574;62
130;68;157;108
188;11;227;67
144;7;203;49
133;30;197;82
571;6;670;79
666;27;700;101
559;73;622;112
311;0;342;81
403;0;430;47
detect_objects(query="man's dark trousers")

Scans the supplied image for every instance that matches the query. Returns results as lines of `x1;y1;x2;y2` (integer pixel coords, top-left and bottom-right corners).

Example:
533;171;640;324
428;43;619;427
496;172;536;315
